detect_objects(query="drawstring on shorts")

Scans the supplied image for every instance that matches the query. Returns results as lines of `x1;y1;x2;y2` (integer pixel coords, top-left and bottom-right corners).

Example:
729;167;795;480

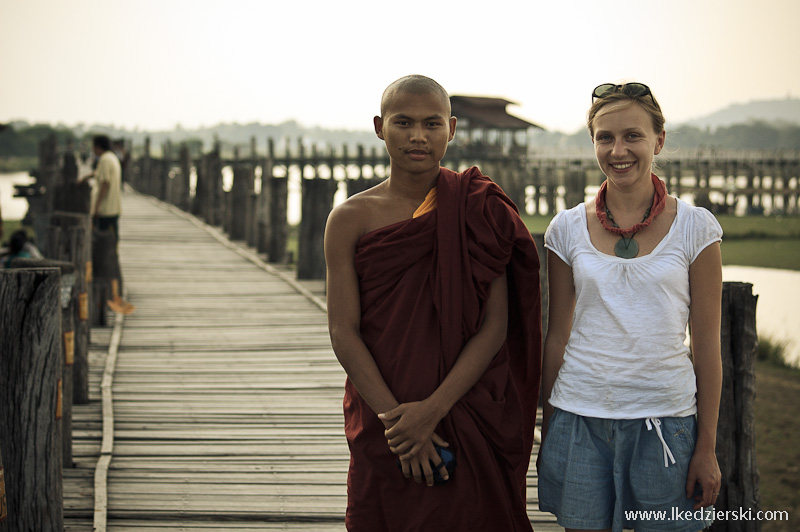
645;417;676;467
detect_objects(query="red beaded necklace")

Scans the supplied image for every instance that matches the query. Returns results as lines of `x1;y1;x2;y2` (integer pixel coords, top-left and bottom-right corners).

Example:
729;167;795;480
595;173;667;258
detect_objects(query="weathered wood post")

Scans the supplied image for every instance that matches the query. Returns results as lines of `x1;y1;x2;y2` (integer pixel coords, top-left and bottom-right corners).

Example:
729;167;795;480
230;147;254;241
257;139;275;255
694;158;712;211
773;158;792;214
10;257;76;467
712;282;760;532
65;154;93;215
564;159;586;209
791;158;798;214
753;160;763;213
508;162;525;214
499;159;526;211
674;159;684;200
543;160;557;215
178;143;191;211
193;151;207;218
0;446;7;531
346;144;383;196
139;137;152;195
25;133;59;255
765;159;778;214
247;190;259;248
246;137;260;248
0;268;64;531
51;213;92;404
160;141;172;202
56;145;92;214
268;164;289;264
209;140;224;226
297;171;337;280
528;163;540;215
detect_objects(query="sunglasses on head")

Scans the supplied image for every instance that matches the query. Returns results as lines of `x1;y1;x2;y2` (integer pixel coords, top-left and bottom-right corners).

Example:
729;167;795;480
592;83;658;107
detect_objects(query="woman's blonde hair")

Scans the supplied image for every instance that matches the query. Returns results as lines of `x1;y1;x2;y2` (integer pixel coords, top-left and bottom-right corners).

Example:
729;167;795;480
587;90;665;138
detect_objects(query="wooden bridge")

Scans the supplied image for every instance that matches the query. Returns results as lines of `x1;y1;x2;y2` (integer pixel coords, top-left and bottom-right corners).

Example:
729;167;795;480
62;190;559;531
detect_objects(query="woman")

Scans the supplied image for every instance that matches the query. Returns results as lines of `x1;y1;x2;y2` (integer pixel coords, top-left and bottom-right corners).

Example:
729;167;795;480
537;82;723;532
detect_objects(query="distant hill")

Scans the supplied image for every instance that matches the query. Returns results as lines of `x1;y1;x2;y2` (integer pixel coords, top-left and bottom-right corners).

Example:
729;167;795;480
682;97;800;129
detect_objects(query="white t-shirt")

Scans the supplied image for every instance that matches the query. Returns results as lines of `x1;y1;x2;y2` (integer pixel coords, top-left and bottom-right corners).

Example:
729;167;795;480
545;198;723;419
93;151;122;216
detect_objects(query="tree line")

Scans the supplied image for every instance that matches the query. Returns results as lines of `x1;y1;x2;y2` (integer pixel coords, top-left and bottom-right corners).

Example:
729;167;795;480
2;119;799;173
530;120;800;152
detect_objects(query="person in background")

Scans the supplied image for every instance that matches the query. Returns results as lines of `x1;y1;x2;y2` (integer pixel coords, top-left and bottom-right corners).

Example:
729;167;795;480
2;230;41;268
537;82;723;532
82;134;134;315
86;134;122;236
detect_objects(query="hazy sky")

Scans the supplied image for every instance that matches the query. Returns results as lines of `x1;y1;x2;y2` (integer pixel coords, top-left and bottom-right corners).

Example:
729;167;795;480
2;0;799;134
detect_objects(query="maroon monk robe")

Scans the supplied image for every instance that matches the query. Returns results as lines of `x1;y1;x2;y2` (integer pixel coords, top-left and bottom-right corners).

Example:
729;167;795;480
344;166;542;531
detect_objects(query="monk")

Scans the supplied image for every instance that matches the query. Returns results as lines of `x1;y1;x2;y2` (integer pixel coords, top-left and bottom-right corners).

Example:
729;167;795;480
324;74;542;531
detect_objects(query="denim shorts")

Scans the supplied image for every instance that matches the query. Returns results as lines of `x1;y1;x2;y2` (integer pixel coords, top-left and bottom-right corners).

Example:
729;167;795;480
538;408;713;532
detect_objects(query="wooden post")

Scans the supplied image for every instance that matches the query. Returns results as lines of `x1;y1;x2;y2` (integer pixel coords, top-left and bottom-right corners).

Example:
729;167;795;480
56;146;90;215
11;257;76;467
778;159;789;215
784;159;800;216
528;164;539;215
0;268;64;531
564;159;586;209
178;143;191;211
346;145;381;196
160;141;172;202
247;191;259;248
712;282;760;532
209;140;223;226
0;446;7;531
26;133;59;255
141;137;152;196
193;152;207;218
766;159;779;214
544;161;557;215
258;139;275;255
51;213;92;405
246;138;261;248
673;159;683;200
230;148;254;241
269;173;289;264
297;176;337;280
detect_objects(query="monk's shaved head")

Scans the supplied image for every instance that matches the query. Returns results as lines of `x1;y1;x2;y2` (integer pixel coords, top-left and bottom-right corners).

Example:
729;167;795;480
380;75;451;117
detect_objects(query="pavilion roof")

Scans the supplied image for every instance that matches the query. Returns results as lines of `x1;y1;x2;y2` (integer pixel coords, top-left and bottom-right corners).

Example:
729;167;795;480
450;95;543;130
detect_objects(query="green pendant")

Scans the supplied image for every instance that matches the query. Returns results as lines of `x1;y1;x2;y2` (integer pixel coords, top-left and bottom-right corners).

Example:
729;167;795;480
615;236;639;259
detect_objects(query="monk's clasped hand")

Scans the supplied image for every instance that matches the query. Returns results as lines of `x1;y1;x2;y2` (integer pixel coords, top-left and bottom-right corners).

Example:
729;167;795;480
398;441;451;487
380;401;451;486
379;401;447;460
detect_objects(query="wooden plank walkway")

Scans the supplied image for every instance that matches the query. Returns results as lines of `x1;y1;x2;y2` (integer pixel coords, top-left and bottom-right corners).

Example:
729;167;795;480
64;190;559;531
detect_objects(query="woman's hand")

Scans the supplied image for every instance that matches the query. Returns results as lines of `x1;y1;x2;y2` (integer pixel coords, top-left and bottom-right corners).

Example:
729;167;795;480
686;445;722;509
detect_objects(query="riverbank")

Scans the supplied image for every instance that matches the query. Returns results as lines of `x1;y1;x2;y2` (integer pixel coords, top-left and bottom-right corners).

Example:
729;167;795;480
0;171;35;221
723;266;800;368
754;360;800;532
